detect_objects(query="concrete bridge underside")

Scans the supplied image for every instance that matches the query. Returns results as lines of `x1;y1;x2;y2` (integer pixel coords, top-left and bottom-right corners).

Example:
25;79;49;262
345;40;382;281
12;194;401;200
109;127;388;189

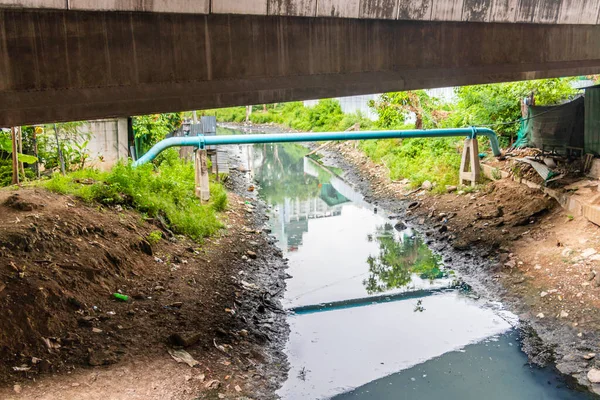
2;9;600;126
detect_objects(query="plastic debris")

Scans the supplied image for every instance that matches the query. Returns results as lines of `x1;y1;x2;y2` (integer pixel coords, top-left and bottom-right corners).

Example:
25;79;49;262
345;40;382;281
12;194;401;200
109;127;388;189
113;293;129;302
168;348;200;368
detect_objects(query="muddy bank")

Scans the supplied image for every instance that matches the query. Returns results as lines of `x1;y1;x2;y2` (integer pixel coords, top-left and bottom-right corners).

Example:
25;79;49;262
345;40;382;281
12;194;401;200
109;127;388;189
0;166;288;399
310;140;600;396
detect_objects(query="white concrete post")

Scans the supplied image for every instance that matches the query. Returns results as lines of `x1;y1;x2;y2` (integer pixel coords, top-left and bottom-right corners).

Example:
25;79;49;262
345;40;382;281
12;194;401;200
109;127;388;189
459;138;480;187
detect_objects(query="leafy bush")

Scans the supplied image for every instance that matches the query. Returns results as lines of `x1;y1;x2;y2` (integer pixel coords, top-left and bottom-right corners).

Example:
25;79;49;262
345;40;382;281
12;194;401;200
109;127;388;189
41;157;226;240
360;137;463;190
210;182;228;212
147;230;163;245
200;100;374;132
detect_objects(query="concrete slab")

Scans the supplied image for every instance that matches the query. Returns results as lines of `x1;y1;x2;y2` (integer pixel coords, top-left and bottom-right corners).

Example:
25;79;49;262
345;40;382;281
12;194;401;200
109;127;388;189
489;0;517;23
70;0;210;14
430;0;464;21
317;0;360;18
588;159;600;180
462;0;492;22
268;0;316;16
0;0;65;8
532;0;561;23
359;0;399;19
515;0;537;22
397;0;432;20
557;0;600;25
212;0;268;15
1;0;599;25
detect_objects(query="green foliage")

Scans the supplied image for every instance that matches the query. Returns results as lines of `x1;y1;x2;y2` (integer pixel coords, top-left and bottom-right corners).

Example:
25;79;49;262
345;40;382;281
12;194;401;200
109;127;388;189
201;100;374;132
133;113;183;156
360;137;462;189
360;78;577;186
0;134;11;153
147;230;163;245
254;143;321;204
447;78;579;140
41;157;226;240
0;130;39;165
0;158;15;186
369;90;447;129
37;122;89;172
210;181;228;212
204;78;577;190
364;224;446;294
202;107;247;123
491;168;502;180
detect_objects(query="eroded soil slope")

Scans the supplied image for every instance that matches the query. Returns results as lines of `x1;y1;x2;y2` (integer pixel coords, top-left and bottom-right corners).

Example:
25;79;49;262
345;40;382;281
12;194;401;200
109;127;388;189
0;187;287;399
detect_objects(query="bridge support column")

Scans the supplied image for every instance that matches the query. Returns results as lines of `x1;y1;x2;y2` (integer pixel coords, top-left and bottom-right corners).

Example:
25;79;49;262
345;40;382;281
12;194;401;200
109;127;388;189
195;149;210;202
459;138;480;187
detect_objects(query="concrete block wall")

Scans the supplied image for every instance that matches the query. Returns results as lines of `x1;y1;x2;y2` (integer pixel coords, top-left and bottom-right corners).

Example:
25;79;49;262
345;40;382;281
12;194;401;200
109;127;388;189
83;118;129;171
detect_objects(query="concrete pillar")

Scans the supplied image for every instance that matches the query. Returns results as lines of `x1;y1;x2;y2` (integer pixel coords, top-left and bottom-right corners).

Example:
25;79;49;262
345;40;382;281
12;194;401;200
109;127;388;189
195;149;210;201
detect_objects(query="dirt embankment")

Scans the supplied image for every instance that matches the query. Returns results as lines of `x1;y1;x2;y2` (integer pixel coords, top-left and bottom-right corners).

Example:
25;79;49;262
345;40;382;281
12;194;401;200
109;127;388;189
0;172;288;399
320;141;600;396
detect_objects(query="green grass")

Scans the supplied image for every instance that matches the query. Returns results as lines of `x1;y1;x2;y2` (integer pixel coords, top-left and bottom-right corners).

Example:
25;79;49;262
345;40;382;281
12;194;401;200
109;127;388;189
201;100;374;132
39;150;227;240
359;137;463;191
202;100;468;192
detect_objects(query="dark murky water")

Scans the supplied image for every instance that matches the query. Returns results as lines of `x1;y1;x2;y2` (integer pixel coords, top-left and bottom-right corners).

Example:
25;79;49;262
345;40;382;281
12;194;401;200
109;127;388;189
237;141;594;400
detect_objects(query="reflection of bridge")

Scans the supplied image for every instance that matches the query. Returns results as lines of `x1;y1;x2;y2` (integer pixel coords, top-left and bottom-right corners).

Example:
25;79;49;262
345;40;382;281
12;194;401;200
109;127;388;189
303;158;371;208
273;196;344;251
269;157;358;252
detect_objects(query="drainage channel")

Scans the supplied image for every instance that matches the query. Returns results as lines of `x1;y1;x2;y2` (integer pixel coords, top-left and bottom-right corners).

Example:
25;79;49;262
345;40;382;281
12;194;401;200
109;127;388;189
232;137;595;400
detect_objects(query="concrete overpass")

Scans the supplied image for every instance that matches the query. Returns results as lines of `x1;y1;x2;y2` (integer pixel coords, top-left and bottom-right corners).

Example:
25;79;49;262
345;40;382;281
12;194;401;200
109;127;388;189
2;0;600;126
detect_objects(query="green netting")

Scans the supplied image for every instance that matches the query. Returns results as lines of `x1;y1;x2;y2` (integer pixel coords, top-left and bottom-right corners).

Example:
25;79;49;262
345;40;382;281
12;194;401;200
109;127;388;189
513;117;529;148
512;97;584;152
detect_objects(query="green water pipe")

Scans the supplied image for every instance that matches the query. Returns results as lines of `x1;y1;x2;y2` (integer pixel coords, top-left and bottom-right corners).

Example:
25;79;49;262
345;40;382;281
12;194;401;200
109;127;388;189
132;127;501;167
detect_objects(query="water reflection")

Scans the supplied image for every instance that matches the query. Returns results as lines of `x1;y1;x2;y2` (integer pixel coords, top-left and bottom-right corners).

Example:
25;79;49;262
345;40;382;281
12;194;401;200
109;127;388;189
253;144;350;252
253;144;452;309
243;142;591;400
364;224;447;295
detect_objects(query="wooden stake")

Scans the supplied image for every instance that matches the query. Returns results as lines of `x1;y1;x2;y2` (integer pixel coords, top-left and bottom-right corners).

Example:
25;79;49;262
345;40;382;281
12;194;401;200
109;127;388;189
18;127;25;179
11;127;19;185
54;124;66;175
459;138;480;187
195;149;210;202
33;127;40;178
214;152;220;182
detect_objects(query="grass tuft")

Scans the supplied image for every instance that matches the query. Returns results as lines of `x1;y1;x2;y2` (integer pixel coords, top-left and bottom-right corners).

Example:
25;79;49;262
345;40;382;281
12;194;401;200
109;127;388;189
39;154;226;240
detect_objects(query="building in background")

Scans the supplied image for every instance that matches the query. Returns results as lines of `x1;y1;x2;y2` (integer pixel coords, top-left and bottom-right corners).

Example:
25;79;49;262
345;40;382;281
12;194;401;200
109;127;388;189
82;118;130;170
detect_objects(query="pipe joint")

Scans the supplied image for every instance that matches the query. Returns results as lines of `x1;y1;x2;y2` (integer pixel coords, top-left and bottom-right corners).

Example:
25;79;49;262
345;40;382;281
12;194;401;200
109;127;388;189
196;136;206;150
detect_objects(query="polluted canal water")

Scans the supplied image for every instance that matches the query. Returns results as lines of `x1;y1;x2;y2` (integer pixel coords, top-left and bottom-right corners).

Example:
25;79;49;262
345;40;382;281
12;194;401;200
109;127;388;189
237;141;595;400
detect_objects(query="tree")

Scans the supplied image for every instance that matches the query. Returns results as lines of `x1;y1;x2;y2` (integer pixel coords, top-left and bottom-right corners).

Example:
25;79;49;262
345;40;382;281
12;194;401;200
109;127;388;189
363;223;445;294
369;90;448;129
133;113;183;157
447;78;579;141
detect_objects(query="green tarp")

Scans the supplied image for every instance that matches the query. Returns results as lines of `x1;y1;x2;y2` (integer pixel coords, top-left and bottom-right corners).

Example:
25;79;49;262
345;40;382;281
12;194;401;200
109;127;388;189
514;97;584;153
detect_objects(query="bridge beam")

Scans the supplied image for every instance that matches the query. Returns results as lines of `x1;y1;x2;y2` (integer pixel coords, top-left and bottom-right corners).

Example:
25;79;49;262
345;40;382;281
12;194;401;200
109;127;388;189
1;11;600;126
